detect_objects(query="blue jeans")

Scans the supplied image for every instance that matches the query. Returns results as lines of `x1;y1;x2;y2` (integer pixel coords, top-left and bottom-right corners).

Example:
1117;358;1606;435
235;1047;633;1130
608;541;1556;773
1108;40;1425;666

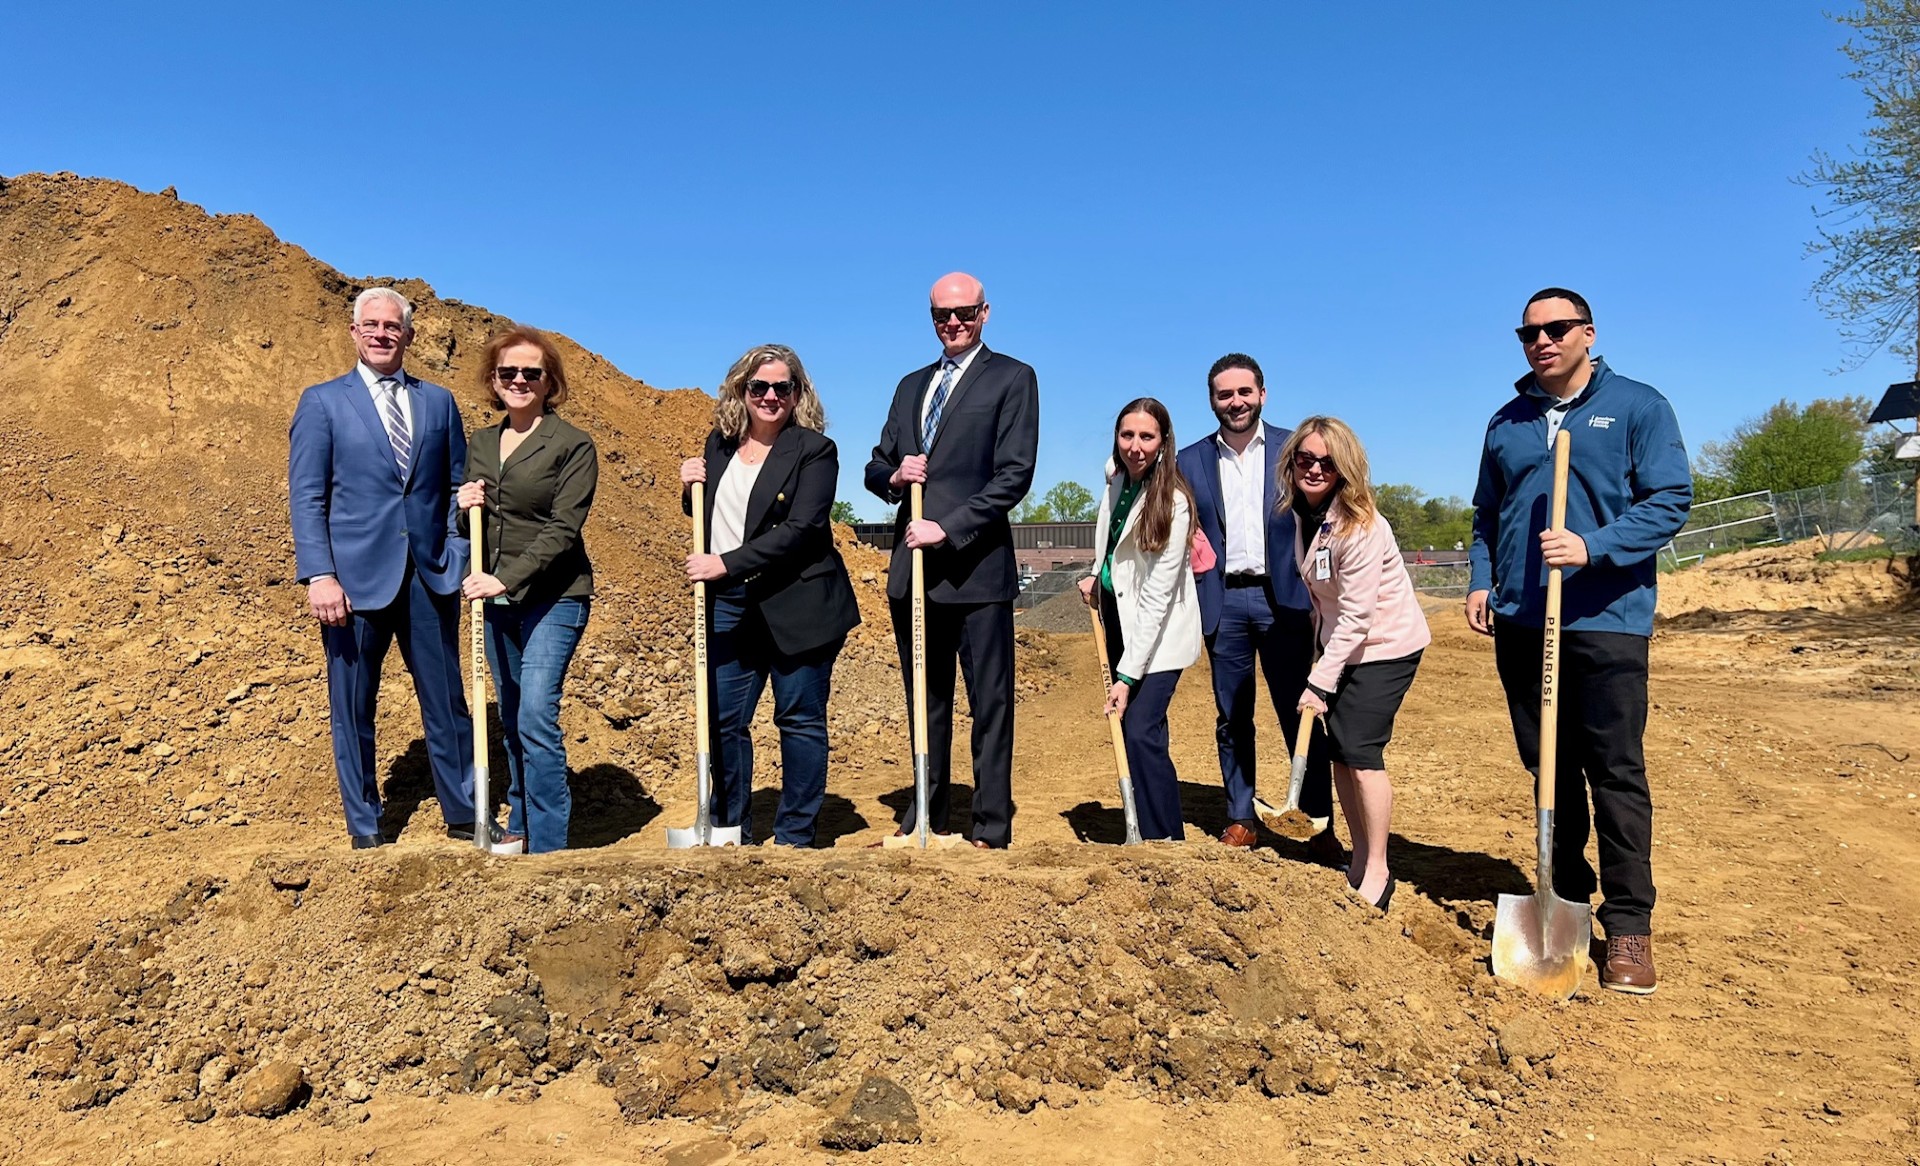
483;597;590;853
710;590;840;846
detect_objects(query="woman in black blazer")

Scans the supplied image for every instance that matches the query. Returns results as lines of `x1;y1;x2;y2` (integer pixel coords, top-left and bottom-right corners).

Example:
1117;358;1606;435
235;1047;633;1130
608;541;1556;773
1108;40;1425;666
680;344;860;846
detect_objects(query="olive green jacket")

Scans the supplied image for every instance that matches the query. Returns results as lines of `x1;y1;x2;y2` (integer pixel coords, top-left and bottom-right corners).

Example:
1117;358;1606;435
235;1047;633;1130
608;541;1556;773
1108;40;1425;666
465;413;597;603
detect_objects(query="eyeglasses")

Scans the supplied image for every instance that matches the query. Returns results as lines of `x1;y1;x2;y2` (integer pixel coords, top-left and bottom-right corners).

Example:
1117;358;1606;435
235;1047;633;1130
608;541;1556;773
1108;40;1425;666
355;320;407;337
1292;450;1338;475
494;366;546;385
930;303;985;325
747;379;796;399
1514;318;1590;345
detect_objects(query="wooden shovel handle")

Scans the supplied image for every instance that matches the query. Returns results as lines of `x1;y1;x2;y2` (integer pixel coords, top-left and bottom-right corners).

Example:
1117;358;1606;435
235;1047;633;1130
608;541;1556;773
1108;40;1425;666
1538;429;1570;815
692;482;709;747
469;506;486;787
1293;704;1318;758
911;483;928;755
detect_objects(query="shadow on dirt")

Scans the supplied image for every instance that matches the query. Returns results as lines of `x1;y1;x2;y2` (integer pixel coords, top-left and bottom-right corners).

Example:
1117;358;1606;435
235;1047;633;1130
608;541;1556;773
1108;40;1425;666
748;787;868;847
878;780;979;838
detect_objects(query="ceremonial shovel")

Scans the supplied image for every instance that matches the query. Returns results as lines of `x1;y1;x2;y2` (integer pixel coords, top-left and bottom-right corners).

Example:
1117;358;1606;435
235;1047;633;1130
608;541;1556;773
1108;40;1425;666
884;483;965;849
1086;603;1143;846
667;482;742;848
1255;709;1319;840
469;506;496;853
1491;429;1592;999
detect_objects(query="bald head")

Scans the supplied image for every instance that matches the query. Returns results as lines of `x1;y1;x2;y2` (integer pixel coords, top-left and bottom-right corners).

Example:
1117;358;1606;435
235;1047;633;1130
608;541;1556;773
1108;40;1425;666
931;272;985;304
929;271;989;357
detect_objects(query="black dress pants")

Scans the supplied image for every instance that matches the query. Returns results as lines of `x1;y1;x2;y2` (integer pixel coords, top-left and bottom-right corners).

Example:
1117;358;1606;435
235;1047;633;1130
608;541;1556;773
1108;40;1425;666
1492;617;1656;936
890;597;1015;847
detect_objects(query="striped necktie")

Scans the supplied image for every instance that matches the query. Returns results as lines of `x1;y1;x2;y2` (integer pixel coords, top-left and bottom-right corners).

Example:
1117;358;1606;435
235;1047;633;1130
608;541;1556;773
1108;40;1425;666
923;358;957;450
376;376;411;478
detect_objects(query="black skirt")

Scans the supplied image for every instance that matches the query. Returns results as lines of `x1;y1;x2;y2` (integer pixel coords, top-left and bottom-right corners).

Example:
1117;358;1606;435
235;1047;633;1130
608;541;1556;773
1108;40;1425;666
1324;650;1422;770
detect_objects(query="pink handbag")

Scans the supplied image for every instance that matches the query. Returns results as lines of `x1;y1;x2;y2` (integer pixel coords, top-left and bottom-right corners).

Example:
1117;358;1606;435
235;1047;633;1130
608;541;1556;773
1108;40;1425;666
1190;529;1218;574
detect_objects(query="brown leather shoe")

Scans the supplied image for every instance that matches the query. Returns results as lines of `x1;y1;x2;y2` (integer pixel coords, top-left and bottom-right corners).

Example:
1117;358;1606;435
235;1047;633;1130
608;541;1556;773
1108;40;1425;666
1218;823;1258;849
1601;933;1657;995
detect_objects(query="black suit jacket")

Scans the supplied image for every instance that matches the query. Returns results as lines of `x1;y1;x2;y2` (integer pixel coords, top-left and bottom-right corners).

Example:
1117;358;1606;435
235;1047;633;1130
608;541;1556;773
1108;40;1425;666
685;424;861;657
862;345;1040;603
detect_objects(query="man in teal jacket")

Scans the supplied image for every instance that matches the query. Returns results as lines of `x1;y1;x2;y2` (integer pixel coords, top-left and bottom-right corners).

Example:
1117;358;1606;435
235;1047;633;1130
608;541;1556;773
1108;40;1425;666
1466;287;1691;995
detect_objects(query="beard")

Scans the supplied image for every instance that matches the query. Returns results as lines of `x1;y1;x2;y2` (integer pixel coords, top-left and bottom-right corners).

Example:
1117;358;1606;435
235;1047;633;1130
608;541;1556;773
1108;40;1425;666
1214;401;1262;433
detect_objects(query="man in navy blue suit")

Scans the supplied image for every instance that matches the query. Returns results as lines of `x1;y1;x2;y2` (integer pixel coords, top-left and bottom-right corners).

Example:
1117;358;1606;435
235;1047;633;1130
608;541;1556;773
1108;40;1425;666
289;287;477;848
1175;353;1338;858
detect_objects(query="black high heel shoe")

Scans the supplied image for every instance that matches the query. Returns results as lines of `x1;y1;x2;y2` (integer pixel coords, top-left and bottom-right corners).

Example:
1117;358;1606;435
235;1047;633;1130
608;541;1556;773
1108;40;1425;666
1345;877;1395;913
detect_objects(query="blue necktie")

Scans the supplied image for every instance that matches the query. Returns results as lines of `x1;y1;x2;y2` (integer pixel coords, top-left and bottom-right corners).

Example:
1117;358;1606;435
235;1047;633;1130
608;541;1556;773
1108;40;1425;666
923;359;957;450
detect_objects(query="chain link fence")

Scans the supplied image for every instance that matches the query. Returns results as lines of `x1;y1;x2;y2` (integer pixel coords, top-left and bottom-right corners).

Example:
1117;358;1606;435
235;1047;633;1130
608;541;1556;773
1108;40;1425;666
1771;469;1918;553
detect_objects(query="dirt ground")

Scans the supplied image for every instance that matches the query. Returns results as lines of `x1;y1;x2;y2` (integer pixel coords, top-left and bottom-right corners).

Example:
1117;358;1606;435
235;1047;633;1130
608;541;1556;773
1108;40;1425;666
3;174;1918;1165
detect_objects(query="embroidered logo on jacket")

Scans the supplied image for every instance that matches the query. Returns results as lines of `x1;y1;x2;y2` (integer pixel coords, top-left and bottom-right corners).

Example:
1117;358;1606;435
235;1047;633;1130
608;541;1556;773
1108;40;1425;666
1587;416;1616;430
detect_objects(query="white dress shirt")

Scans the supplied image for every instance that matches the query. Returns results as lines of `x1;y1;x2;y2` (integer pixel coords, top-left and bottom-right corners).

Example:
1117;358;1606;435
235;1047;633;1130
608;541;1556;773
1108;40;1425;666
356;362;414;432
920;342;982;434
1215;427;1268;576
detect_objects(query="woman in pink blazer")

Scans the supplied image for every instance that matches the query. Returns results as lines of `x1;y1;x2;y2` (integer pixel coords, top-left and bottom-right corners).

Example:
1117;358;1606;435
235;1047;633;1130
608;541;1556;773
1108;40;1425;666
1282;416;1430;911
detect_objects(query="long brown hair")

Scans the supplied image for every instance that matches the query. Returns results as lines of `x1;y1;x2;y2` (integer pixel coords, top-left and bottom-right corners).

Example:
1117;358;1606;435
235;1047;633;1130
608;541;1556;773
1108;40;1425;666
1110;398;1194;555
713;344;826;439
1277;415;1378;536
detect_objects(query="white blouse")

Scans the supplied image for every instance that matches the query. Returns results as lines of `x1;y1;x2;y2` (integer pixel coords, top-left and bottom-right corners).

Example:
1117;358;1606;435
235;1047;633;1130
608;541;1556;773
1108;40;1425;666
710;456;764;556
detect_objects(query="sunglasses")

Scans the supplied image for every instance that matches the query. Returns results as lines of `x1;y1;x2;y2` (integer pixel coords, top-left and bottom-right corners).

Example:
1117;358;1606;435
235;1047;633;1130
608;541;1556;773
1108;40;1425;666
747;379;796;399
1292;450;1338;475
930;303;985;325
1514;318;1590;345
494;366;546;385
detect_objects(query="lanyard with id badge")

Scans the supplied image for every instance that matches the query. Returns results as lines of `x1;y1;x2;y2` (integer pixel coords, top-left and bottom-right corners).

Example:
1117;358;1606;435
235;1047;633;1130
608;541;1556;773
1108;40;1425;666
1312;523;1332;582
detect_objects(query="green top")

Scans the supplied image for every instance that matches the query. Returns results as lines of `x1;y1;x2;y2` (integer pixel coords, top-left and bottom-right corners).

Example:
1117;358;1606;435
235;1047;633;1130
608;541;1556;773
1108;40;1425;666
1100;475;1144;686
465;413;599;604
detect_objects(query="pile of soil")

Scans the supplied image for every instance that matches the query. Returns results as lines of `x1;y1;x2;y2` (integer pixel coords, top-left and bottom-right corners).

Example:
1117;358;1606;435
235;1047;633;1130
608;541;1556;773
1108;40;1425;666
4;173;1918;1165
1657;538;1914;618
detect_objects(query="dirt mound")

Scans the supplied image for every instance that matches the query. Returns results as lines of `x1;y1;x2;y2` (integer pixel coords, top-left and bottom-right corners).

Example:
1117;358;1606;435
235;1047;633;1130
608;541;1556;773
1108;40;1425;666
4;842;1568;1157
1657;537;1913;619
0;172;1060;855
7;174;1919;1165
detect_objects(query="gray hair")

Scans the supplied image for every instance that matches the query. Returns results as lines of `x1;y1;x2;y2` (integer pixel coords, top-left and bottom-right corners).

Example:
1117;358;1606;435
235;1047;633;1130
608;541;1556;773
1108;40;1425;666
352;286;414;329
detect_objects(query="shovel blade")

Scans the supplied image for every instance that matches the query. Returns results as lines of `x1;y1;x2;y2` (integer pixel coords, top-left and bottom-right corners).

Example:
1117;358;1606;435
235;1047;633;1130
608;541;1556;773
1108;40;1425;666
880;831;968;850
1491;891;1592;1000
666;824;744;849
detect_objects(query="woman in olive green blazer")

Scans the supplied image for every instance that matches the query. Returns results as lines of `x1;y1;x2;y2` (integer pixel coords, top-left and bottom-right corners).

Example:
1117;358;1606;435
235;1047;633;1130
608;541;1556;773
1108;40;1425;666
458;326;597;855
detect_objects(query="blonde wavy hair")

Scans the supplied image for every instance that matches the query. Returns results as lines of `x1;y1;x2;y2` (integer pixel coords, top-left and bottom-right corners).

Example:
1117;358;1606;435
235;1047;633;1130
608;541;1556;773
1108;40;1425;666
713;344;826;439
1278;415;1377;536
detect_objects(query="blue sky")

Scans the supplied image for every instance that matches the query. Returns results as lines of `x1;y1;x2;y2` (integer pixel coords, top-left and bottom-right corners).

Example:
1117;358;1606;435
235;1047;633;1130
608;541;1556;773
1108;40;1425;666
7;3;1908;515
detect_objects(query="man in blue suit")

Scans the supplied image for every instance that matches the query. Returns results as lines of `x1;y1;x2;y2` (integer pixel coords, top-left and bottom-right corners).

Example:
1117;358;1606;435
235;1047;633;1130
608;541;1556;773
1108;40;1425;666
1175;353;1337;858
289;287;477;848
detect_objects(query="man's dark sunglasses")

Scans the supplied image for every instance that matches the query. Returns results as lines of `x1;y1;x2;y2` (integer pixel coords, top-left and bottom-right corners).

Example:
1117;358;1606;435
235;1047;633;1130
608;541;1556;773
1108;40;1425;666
747;379;796;399
930;303;985;325
494;366;546;384
1292;450;1338;475
1514;318;1590;344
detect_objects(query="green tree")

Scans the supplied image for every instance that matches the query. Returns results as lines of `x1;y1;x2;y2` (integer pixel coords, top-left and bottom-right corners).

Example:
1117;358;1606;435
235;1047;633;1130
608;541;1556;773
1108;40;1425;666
1013;480;1096;523
1040;480;1096;522
1371;483;1473;549
1695;397;1873;495
830;501;860;525
1800;1;1920;370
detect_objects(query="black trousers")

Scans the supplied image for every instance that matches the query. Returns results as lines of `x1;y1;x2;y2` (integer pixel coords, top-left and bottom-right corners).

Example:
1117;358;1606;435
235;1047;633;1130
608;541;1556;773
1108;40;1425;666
1099;588;1186;841
890;597;1015;847
1492;617;1656;936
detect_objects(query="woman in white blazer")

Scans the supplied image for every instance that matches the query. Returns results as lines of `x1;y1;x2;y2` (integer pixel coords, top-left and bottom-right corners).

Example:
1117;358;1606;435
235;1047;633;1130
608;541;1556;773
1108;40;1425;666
1078;398;1203;840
